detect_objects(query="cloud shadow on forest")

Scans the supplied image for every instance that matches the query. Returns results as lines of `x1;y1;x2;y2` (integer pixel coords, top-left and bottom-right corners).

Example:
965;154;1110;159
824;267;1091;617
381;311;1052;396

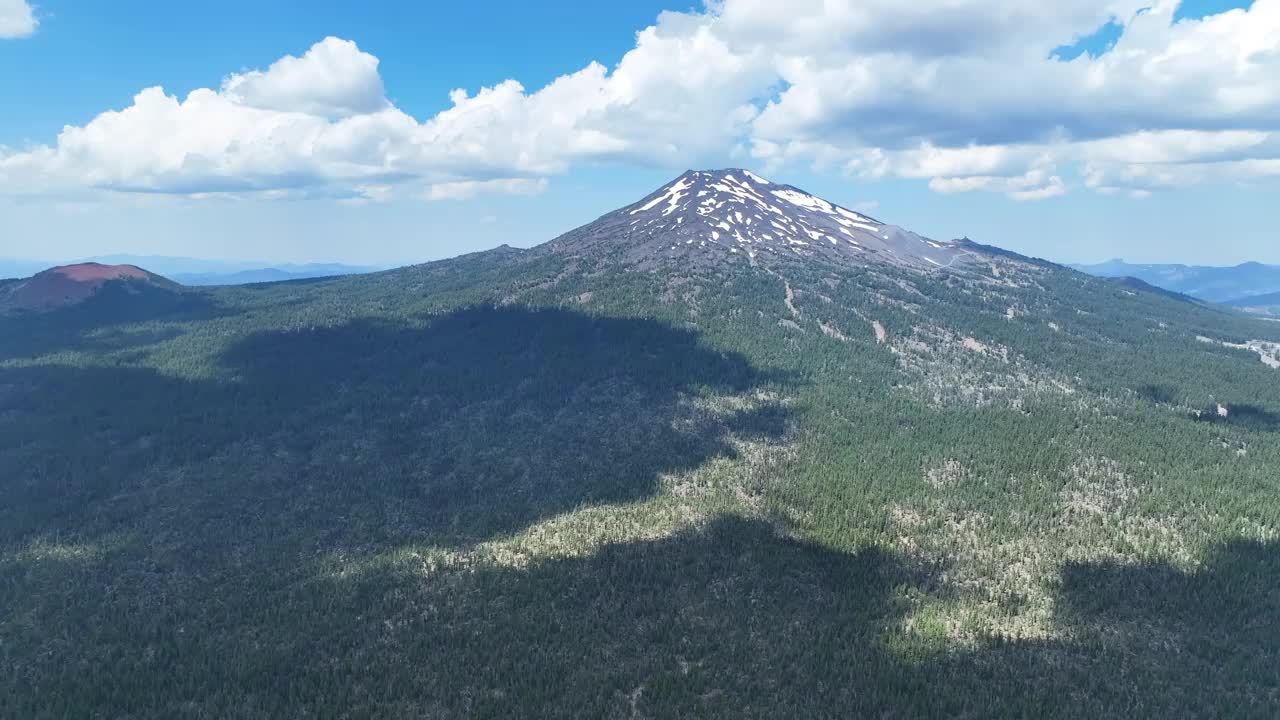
8;512;1276;717
5;305;1278;717
1193;402;1280;433
312;525;1277;718
0;285;233;361
0;304;792;547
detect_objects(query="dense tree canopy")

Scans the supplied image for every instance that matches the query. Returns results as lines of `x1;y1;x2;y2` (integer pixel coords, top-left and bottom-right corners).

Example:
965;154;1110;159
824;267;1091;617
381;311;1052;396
3;247;1279;718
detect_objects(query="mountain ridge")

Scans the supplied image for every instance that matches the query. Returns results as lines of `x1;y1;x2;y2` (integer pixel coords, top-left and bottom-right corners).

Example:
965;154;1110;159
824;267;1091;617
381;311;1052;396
1071;258;1280;303
1225;290;1280;318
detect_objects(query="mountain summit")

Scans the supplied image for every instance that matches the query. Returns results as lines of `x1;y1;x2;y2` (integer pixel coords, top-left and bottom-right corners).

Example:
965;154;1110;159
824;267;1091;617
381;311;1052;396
545;169;976;271
1;262;180;312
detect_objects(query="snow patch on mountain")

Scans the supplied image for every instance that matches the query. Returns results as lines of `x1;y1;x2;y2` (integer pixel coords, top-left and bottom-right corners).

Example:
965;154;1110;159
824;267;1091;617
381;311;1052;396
545;169;981;272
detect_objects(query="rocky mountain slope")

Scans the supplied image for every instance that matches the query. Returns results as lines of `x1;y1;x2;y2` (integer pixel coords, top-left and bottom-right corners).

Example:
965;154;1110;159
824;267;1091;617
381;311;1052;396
3;171;1280;718
543;169;980;271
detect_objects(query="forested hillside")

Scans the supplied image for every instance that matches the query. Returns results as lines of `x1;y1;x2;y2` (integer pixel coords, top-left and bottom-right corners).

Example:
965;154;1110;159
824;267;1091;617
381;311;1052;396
4;176;1280;718
1227;290;1280;318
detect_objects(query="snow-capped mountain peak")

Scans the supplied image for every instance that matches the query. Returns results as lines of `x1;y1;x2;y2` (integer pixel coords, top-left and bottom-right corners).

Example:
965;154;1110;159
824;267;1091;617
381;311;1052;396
546;169;976;271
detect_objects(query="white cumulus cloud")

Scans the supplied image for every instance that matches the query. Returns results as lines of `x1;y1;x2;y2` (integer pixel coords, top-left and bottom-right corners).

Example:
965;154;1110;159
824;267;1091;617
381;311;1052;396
741;0;1280;198
221;37;388;118
2;1;1279;201
0;0;36;38
427;178;547;201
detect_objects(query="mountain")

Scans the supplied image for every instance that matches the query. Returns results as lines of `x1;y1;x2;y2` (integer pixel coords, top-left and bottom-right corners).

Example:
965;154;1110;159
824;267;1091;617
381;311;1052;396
0;256;379;285
0;262;181;312
169;264;378;286
1103;275;1204;304
542;169;978;270
1225;290;1280;318
4;170;1280;718
1071;258;1280;303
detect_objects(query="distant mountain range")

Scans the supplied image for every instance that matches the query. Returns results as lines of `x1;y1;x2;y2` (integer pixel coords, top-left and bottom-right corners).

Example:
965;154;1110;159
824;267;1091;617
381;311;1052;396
0;255;380;286
168;265;381;286
1070;259;1280;306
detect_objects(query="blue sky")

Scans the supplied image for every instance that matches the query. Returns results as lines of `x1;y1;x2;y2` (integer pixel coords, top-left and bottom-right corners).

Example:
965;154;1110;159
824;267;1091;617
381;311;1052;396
1;0;1275;267
0;2;680;142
